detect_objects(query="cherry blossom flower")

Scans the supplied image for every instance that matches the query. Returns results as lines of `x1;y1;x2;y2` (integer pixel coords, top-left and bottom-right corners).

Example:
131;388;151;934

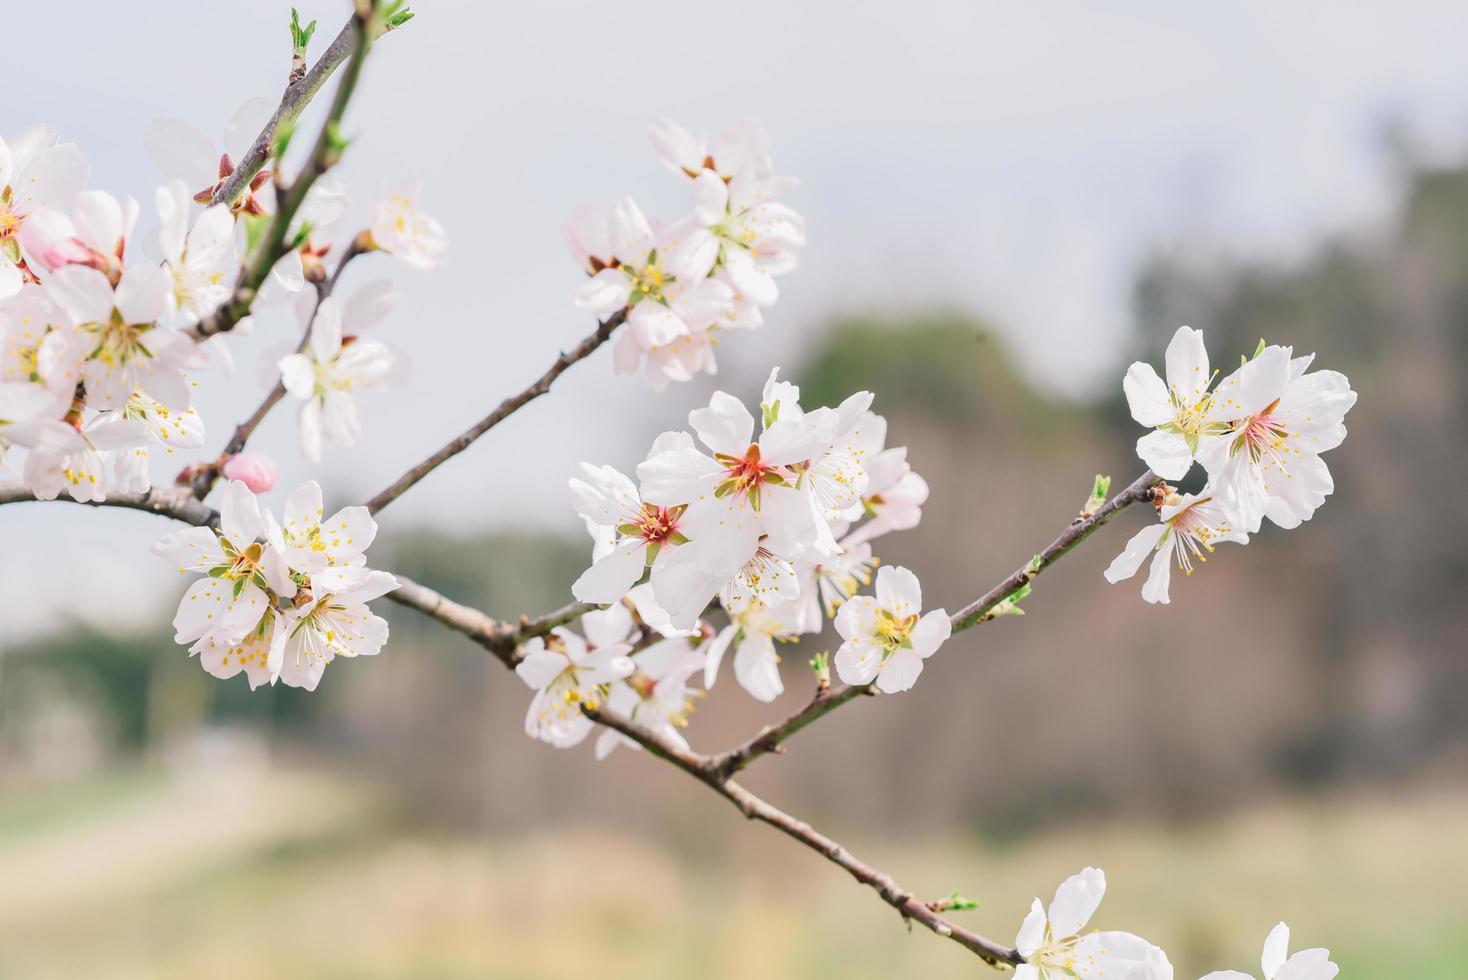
1013;867;1157;980
1199;345;1356;533
152;179;236;326
0;285;86;415
152;480;297;656
569;457;689;605
1123;325;1225;480
106;389;206;493
222;452;277;493
0;126;90;297
1199;922;1338;980
833;565;950;693
19;188;139;279
515;621;635;748
703;597;798;702
785;536;878;634
636;378;841;580
1104;486;1248;604
369;180;448;270
0;381;80;463
272;568;398;691
23;411;149;503
589;602;706;759
278;291;399;461
266;479;376;582
573;196;733;353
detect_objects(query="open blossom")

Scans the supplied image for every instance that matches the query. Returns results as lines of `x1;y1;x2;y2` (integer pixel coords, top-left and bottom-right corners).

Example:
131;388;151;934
573;196;732;352
152;481;296;656
273;569;397;692
278;290;400;461
1104;486;1248;604
591;602;706;759
152;480;396;691
1199;345;1356;533
369;180;448;271
0;285;86;414
637;377;841;579
652;119;804;306
152;179;236;326
833;565;950;693
21;411;146;502
1200;922;1338;980
106;389;206;493
1014;867;1161;980
569;457;689;605
785;535;878;634
515;618;635;748
0;381;80;463
704;597;800;702
1123;325;1225;480
0;126;90;297
265;479;375;582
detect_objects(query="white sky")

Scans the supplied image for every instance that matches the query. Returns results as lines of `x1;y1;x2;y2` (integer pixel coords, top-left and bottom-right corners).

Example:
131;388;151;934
5;0;1468;639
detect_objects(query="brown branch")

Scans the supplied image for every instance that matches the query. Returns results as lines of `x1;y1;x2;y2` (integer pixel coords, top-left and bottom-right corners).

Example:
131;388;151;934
209;12;407;211
585;707;1022;967
363;309;628;515
708;469;1161;779
191;6;378;341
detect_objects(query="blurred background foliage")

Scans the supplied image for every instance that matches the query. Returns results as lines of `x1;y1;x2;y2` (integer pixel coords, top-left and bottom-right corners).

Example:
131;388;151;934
2;156;1467;979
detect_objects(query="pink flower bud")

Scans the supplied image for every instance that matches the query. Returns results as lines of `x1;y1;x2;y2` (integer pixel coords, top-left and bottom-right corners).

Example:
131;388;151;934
222;453;277;493
41;238;94;271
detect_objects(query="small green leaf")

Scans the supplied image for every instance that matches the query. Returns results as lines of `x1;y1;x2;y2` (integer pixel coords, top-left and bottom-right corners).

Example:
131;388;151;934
1253;337;1267;358
1081;474;1111;518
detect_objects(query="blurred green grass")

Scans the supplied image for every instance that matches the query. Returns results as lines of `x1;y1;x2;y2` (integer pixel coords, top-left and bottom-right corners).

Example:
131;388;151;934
0;762;1461;979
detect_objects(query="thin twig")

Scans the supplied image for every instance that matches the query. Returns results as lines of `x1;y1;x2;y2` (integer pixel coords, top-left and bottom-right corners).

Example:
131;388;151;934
364;309;628;515
191;7;378;341
707;469;1161;778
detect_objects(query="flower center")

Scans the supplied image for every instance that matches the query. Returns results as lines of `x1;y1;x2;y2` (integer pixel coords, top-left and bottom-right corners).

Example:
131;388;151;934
627;258;671;304
85;310;155;368
1229;398;1290;464
1165;496;1229;576
874;608;918;652
714;443;787;511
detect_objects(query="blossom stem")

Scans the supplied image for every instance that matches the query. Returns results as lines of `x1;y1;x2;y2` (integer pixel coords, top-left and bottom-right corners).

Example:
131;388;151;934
585;705;1024;966
363;309;628;515
191;5;379;341
708;469;1161;776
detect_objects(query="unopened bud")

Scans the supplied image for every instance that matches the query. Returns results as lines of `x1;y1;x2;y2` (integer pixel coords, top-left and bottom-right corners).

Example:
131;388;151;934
222;452;278;493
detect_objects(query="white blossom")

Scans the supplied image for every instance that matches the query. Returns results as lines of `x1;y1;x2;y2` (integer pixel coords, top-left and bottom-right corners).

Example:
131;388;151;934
832;565;949;693
1200;922;1338;980
370;180;448;271
515;620;635;748
1104;486;1248;604
1014;867;1159;980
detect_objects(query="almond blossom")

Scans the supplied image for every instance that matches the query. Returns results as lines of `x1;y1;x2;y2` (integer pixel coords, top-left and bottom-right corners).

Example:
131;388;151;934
0;285;85;415
273;569;398;691
573;196;732;354
152;178;236;326
1123;325;1224;480
703;597;799;702
1199;345;1356;533
152;480;296;655
569;457;690;605
23;412;148;503
278;290;400;461
369;180;448;271
832;564;950;693
105;389;206;493
1104;486;1248;604
0;126;90;297
266;479;376;581
515;619;635;748
590;602;706;760
636;378;841;580
1013;867;1159;980
1200;922;1338;980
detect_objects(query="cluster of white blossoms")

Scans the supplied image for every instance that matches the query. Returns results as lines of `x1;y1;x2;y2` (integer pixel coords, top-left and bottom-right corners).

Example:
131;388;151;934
567;119;804;390
538;365;936;747
0;111;446;501
1107;326;1356;604
151;480;399;691
1014;868;1338;980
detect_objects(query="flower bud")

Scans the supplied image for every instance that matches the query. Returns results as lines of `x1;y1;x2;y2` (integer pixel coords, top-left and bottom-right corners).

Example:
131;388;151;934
222;452;278;493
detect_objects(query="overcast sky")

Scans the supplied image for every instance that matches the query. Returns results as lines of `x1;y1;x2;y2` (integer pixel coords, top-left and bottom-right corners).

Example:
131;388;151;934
6;0;1468;638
